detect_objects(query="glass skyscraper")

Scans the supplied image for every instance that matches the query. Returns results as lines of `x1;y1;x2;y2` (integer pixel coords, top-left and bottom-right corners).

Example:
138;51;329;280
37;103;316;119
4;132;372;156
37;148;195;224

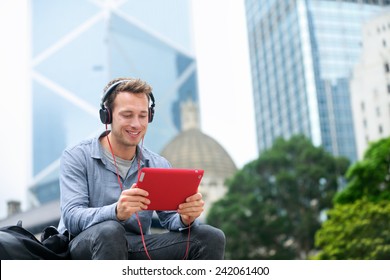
30;0;198;205
245;0;389;162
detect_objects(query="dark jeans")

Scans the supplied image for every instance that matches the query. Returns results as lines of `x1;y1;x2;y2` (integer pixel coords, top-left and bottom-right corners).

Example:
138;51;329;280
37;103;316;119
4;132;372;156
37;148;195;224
69;220;225;260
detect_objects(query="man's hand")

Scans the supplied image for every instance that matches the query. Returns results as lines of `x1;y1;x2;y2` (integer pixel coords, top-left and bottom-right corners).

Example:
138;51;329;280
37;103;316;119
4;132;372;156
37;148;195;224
116;183;150;221
178;192;204;226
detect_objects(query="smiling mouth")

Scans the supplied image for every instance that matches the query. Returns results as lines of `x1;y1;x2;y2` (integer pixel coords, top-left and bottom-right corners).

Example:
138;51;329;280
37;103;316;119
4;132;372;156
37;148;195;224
126;130;140;136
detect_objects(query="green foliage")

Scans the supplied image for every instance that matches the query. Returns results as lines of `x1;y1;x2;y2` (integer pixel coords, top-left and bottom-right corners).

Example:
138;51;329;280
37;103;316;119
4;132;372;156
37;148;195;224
334;137;390;204
314;137;390;259
315;199;390;259
207;135;349;259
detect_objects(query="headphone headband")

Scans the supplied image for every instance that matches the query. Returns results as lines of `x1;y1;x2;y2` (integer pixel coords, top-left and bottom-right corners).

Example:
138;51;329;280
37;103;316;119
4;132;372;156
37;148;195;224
100;80;132;108
99;79;155;124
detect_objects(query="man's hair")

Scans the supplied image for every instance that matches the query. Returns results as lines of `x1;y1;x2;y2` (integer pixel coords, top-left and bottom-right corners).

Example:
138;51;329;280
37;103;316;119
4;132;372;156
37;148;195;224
103;77;153;112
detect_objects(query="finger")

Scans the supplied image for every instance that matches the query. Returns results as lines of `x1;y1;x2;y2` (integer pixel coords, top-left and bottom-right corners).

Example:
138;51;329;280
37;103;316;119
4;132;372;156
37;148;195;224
178;205;204;215
127;202;149;210
120;201;149;213
119;194;150;206
179;209;202;216
185;192;202;202
179;199;204;210
117;200;149;220
122;188;149;197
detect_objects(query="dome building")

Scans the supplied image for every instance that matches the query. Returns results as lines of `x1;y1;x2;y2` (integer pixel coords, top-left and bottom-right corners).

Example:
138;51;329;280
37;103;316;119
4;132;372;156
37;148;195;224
161;100;237;220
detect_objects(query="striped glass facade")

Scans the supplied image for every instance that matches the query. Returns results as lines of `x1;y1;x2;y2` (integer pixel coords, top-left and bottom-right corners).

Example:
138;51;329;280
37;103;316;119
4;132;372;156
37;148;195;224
245;0;389;162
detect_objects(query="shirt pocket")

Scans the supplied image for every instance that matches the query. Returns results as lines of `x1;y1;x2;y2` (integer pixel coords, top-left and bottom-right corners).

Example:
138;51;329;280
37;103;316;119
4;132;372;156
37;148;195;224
89;173;122;206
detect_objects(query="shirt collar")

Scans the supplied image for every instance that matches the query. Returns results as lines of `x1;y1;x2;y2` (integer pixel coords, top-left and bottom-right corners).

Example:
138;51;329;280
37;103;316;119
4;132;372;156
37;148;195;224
91;130;149;167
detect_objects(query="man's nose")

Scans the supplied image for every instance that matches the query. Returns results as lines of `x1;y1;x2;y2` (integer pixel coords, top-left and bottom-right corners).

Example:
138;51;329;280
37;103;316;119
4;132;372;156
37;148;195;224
130;116;142;127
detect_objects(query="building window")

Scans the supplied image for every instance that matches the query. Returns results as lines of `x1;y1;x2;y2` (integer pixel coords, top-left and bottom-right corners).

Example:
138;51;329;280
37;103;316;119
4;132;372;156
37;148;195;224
384;40;387;47
376;107;381;117
363;119;367;128
361;101;365;111
388;84;390;94
385;63;390;73
379;125;383;134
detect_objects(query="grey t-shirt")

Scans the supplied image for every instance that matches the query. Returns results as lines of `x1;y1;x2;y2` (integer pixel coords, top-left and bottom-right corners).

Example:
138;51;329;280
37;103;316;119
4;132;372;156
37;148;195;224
102;147;135;179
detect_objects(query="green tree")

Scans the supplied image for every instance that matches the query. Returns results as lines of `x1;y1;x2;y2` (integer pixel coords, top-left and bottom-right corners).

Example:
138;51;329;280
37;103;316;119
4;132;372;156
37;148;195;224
315;199;390;259
334;137;390;204
207;135;349;259
315;137;390;259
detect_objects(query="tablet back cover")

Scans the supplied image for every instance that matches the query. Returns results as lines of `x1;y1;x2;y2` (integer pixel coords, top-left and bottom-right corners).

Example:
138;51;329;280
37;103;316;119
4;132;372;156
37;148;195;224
137;168;204;210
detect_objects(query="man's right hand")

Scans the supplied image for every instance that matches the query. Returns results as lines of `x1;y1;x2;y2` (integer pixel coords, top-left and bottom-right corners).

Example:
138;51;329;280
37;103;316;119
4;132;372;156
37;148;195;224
116;183;150;221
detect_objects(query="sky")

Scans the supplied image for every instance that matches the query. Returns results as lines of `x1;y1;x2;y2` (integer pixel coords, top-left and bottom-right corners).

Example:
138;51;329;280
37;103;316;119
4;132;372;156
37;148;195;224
0;0;257;219
191;0;257;168
0;1;31;219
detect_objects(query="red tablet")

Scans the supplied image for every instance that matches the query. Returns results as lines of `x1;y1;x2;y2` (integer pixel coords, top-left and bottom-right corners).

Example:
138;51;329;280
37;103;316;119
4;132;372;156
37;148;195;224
136;168;204;210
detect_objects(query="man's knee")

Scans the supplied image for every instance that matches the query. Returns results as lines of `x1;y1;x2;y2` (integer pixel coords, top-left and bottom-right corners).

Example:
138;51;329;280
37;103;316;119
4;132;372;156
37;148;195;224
189;224;225;259
70;220;127;259
193;224;226;247
95;220;125;241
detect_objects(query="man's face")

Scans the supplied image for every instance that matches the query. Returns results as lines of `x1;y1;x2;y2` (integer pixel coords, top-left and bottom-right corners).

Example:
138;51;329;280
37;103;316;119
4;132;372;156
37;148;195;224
110;91;149;149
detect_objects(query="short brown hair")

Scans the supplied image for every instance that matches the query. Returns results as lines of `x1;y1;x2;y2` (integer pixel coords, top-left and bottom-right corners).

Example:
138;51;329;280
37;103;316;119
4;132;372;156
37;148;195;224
103;77;153;112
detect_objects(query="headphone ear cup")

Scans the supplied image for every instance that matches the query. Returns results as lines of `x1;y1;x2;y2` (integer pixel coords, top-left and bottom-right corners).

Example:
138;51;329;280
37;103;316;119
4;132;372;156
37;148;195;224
148;107;154;123
99;107;112;124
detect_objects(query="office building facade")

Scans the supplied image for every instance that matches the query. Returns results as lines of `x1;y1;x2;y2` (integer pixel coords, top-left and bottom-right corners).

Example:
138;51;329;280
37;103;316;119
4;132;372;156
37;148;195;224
350;11;390;159
30;0;199;205
245;0;389;162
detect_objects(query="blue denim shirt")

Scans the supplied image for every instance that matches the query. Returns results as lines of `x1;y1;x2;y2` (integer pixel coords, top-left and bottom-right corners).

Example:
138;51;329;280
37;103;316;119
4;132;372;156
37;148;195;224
57;131;197;236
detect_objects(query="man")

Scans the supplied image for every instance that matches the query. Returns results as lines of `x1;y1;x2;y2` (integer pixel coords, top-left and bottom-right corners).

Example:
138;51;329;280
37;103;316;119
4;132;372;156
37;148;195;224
57;77;225;259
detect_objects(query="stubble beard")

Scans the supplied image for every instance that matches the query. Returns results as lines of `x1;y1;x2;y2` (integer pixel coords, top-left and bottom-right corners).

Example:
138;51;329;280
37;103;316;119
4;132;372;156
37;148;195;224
111;126;141;151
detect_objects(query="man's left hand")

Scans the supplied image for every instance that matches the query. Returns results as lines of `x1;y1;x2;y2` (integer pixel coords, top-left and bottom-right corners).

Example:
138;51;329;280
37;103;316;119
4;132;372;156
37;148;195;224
178;192;204;226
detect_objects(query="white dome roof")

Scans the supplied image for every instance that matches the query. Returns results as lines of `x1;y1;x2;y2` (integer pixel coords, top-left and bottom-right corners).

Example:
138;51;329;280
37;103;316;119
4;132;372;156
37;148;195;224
161;128;237;179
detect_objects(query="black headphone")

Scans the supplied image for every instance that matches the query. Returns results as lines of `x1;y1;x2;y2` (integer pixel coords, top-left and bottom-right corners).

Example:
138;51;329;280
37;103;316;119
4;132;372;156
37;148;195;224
99;80;155;124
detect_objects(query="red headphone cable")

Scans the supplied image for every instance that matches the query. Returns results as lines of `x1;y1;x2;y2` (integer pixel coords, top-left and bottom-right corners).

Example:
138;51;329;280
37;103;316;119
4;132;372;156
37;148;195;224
105;127;191;260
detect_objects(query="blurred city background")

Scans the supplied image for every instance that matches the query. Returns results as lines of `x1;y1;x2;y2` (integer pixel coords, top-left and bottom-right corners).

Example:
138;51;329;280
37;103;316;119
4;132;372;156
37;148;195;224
0;0;389;259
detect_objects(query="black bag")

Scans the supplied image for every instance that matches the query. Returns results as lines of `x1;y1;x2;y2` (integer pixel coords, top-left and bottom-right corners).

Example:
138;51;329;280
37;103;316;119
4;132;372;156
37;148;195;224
0;221;70;260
